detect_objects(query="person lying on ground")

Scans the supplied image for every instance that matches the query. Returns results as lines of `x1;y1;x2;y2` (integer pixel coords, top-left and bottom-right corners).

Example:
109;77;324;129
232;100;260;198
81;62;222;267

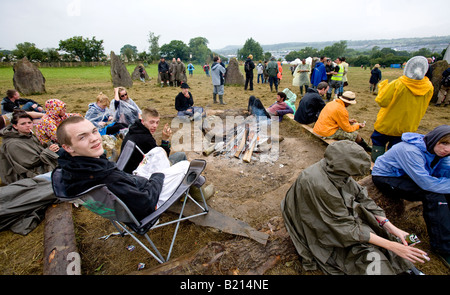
1;89;45;114
266;92;294;120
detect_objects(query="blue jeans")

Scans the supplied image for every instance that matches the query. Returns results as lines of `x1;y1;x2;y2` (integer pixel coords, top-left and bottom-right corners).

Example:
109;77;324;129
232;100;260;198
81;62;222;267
21;101;44;113
370;130;402;150
257;74;264;83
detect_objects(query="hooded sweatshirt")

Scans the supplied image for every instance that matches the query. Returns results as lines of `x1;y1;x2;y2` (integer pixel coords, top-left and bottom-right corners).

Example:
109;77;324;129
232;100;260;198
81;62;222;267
282;141;411;274
372;127;450;194
35;99;81;145
373;75;433;136
57;151;164;221
211;62;225;86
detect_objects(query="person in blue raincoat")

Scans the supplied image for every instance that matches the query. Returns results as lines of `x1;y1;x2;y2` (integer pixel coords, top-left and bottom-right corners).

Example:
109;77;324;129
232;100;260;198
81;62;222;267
372;125;450;268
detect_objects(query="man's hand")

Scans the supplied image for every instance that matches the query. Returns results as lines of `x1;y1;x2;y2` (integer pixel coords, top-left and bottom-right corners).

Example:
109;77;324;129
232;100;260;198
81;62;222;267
162;123;172;141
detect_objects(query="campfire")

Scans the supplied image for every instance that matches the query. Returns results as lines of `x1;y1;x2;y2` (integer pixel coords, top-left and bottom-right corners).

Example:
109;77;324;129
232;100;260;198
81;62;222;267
200;110;281;163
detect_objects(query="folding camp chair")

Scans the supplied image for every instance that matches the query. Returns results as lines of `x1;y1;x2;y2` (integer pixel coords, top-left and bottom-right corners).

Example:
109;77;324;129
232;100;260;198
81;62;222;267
51;143;209;264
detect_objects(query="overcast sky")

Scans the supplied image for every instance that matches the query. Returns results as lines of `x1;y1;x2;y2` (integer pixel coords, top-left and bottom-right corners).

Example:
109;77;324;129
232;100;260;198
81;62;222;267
1;0;449;54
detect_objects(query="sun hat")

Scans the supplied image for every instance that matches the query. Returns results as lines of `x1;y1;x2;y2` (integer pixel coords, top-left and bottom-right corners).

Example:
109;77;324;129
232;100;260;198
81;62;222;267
339;91;356;104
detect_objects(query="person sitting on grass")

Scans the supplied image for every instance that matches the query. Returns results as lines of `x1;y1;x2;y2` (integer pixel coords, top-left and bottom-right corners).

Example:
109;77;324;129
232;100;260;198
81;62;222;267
312;91;372;152
56;116;190;221
85;92;128;136
110;87;142;126
371;125;450;269
0;110;59;184
294;81;328;125
174;83;204;120
282;140;429;275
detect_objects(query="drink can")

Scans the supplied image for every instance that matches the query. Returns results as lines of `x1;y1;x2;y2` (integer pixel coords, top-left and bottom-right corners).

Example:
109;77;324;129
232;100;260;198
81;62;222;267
405;234;420;245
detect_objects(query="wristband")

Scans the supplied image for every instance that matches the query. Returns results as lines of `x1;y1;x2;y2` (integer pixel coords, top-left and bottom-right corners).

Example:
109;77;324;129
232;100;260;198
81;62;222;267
379;218;389;227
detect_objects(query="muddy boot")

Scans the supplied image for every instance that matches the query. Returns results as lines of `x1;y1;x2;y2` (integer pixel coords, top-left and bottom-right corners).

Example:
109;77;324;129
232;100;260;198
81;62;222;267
357;138;372;153
219;95;226;105
213;93;218;104
371;145;385;162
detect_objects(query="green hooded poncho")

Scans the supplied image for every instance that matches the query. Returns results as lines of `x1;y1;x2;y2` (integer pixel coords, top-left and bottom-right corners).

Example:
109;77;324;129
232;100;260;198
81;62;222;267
281;140;413;274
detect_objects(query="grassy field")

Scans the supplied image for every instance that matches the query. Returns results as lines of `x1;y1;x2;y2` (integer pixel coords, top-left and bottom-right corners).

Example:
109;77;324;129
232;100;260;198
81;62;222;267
1;62;449;275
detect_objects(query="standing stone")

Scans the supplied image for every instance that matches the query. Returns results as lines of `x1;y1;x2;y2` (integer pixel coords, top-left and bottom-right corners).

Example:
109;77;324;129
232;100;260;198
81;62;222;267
13;57;46;95
110;51;133;88
224;57;244;85
430;60;448;104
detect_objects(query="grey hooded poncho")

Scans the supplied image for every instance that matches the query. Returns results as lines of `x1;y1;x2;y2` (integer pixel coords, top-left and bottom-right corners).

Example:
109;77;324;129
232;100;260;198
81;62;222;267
281;140;413;274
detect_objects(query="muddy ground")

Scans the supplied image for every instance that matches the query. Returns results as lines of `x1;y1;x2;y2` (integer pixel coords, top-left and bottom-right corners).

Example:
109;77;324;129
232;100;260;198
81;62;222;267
0;65;449;275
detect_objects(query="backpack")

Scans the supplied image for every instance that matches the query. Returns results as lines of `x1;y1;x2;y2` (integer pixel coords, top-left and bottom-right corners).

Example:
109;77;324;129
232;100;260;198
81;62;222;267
245;61;251;72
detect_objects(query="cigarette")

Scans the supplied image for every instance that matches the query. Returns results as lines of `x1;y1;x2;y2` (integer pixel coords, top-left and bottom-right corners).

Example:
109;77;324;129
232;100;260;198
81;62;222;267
422;254;430;261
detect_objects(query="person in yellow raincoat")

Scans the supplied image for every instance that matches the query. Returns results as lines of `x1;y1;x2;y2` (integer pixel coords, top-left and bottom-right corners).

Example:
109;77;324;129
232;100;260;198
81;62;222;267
370;56;433;162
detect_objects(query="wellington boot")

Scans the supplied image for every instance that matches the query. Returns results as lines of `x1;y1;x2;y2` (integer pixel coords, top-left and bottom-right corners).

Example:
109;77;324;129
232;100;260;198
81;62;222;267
371;145;385;162
213;94;218;104
357;138;372;153
219;95;226;105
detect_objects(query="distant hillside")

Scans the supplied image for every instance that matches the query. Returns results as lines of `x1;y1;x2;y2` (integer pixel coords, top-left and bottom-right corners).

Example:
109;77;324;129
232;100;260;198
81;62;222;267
214;36;450;56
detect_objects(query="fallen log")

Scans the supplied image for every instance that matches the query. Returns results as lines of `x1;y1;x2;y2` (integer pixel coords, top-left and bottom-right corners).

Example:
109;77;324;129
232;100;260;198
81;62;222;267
129;217;297;275
234;125;248;158
43;202;80;275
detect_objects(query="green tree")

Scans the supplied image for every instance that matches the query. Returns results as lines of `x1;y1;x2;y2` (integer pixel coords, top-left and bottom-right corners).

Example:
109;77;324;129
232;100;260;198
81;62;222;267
44;48;61;62
189;37;211;64
237;38;264;61
321;40;347;59
159;40;190;60
120;44;138;61
12;42;46;62
148;31;161;62
58;36;105;62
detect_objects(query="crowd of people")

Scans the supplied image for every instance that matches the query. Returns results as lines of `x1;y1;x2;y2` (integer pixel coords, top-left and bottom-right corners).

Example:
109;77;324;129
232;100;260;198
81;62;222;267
0;54;449;275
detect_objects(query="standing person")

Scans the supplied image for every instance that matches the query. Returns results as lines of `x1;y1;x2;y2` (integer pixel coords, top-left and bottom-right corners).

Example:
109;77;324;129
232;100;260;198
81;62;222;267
266;57;279;92
294;81;328;125
296;59;311;96
211;56;226;105
369;64;382;94
263;60;269;84
327;57;344;101
35;99;81;146
372;125;450;268
325;58;334;85
0;110;59;184
176;58;187;85
203;63;210;77
435;66;450;107
310;56;327;89
282;140;428;275
339;56;349;96
158;57;170;87
119;107;186;174
313;91;372;152
169;58;178;87
187;62;195;77
370;56;434;162
244;54;255;91
1;89;45;114
110;87;142;126
277;61;283;84
256;60;264;84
